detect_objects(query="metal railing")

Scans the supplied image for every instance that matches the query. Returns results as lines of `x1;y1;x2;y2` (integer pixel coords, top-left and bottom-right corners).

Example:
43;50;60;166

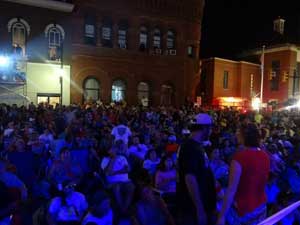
258;201;300;225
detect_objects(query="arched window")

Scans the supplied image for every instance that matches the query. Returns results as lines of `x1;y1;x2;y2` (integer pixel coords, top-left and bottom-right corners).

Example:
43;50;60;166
8;18;30;56
101;18;113;48
153;28;161;49
160;84;173;105
112;80;126;102
45;24;65;61
137;82;150;106
118;20;128;49
139;26;148;51
167;30;176;49
83;78;100;102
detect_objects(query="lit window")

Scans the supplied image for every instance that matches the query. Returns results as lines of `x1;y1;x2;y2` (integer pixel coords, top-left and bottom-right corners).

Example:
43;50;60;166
137;82;150;106
101;18;113;48
223;71;229;89
139;26;148;51
167;30;175;49
84;15;96;45
83;78;100;102
8;18;30;56
118;30;127;49
188;46;194;57
153;28;161;49
118;20;128;49
102;27;112;40
112;80;126;102
45;24;64;61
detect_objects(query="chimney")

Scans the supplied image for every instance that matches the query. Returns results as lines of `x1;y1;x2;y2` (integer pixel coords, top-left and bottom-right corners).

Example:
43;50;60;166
273;16;285;35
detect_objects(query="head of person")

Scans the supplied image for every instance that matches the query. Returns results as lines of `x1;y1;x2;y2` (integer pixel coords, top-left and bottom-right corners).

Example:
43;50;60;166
158;156;174;171
189;113;213;142
107;144;118;158
168;135;177;144
237;123;261;148
15;138;25;152
146;149;158;162
210;148;221;161
133;136;140;145
60;147;71;162
90;191;111;218
43;127;50;134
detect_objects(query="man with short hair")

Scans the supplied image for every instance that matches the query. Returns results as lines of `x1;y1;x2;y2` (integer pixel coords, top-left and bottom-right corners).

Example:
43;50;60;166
177;113;217;225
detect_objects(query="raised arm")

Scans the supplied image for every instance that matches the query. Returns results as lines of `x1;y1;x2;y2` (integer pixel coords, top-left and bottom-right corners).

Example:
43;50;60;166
217;160;242;225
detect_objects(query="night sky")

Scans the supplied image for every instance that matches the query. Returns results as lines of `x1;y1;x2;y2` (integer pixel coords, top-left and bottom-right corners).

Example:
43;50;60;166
200;0;300;59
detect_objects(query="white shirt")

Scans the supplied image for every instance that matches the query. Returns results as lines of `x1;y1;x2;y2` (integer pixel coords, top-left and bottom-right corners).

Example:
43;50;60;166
48;191;88;222
111;125;132;144
39;133;54;144
101;156;130;184
3;128;14;137
82;210;113;225
128;144;148;160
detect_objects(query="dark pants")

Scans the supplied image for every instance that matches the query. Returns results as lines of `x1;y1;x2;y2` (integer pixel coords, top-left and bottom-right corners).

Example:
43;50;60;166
177;208;216;225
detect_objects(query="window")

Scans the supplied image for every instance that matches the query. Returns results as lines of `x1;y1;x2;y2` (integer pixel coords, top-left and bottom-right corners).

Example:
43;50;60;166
137;82;150;106
139;26;148;51
8;18;30;56
223;71;229;89
294;63;300;95
160;84;173;105
84;15;96;45
167;30;175;49
101;18;113;48
118;20;128;49
153;28;161;49
271;60;280;91
112;80;126;102
188;45;194;57
45;24;65;61
83;78;100;102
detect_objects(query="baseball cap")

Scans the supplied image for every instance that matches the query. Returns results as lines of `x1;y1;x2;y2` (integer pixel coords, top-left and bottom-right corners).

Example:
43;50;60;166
192;113;213;125
168;135;177;142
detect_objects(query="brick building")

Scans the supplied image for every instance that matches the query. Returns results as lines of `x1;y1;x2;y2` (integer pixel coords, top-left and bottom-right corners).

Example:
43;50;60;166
0;0;74;105
71;0;205;106
200;58;261;107
201;17;300;108
0;0;204;106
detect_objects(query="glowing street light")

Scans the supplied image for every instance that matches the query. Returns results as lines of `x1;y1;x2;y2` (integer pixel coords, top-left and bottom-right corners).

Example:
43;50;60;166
0;56;10;67
252;97;261;111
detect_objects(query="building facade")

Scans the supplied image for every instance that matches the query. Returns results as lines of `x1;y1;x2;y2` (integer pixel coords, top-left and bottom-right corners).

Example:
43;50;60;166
200;58;261;107
201;18;300;108
0;0;205;106
71;0;205;106
0;0;74;105
247;44;300;106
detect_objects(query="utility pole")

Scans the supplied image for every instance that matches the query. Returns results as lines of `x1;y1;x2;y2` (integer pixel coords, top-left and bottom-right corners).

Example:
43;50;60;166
260;45;265;105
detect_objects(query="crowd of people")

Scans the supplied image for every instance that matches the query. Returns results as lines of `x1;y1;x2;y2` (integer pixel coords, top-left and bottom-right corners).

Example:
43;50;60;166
0;101;300;225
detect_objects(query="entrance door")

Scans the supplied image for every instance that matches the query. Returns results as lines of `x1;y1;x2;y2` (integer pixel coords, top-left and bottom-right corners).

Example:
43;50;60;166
37;94;61;106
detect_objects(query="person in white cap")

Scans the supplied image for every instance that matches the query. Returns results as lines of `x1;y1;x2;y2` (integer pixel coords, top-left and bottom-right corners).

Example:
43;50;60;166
177;113;216;225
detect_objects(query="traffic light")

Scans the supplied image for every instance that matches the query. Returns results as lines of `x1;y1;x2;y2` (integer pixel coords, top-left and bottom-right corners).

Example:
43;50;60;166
269;71;276;80
282;71;289;82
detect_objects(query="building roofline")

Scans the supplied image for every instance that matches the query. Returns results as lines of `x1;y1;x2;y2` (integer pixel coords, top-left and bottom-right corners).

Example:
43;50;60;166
201;57;260;66
3;0;74;12
240;43;300;57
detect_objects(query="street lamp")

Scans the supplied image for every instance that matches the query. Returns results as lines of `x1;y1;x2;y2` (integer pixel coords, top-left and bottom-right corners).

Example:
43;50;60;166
0;56;10;68
58;68;63;106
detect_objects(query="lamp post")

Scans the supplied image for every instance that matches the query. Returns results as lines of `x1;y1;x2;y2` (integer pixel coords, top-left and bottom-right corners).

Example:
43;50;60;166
60;41;64;106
